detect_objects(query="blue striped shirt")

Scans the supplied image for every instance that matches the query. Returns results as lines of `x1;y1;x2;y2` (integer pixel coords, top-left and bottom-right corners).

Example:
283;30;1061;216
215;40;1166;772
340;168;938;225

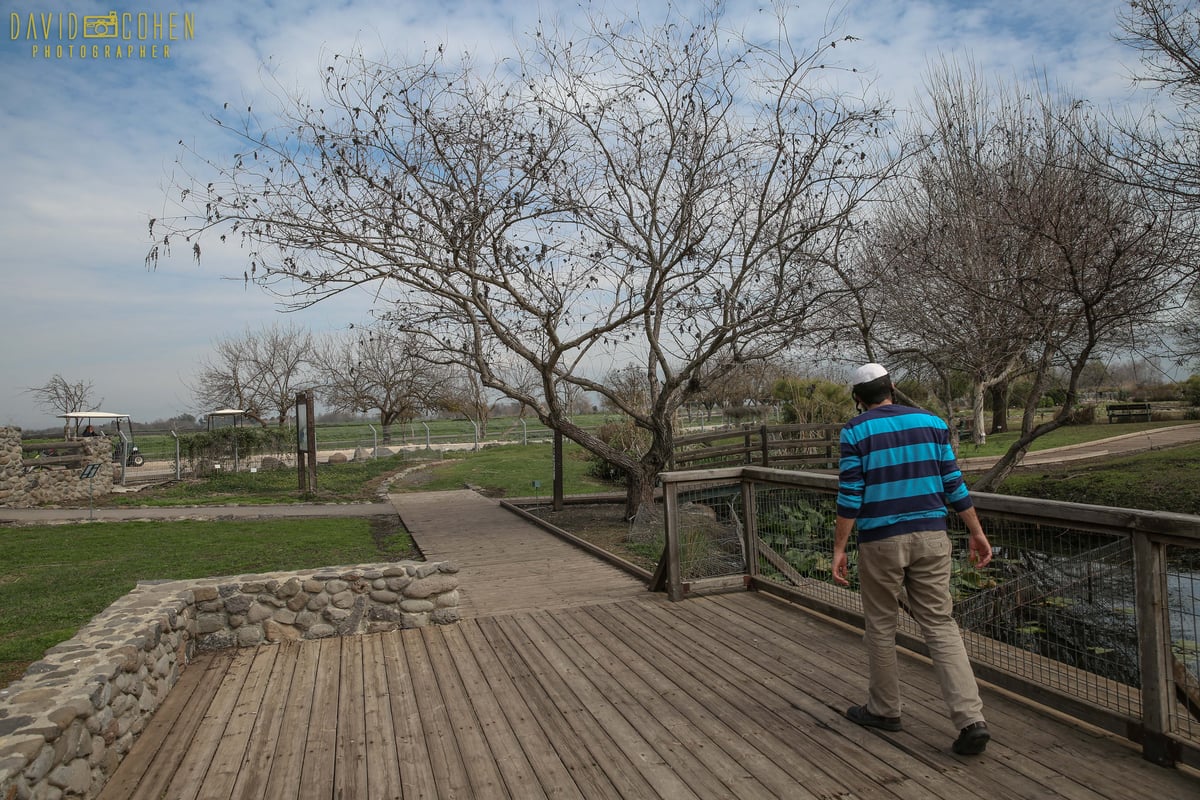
836;404;973;543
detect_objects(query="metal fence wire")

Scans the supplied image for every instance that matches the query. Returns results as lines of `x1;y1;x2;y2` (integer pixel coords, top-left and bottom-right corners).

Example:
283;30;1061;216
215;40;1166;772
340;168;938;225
1168;544;1200;742
628;490;747;580
658;477;1200;749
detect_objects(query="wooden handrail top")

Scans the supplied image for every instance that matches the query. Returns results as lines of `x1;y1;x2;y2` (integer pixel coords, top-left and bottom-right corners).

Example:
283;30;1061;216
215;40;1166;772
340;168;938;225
21;440;86;452
658;464;1200;544
21;455;94;467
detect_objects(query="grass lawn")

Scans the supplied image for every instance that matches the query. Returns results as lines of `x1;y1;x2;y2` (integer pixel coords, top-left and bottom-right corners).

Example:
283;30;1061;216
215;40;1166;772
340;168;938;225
104;453;415;507
392;441;622;498
0;516;415;689
956;419;1193;457
996;441;1200;514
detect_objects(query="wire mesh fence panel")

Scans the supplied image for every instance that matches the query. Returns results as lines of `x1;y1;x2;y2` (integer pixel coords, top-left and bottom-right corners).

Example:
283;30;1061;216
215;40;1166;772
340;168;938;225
1167;544;1200;743
949;517;1142;717
629;483;747;582
737;483;1156;723
749;484;859;609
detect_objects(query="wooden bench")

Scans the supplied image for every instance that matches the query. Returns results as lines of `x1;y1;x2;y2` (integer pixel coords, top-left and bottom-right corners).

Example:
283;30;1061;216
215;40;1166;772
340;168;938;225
1106;403;1152;423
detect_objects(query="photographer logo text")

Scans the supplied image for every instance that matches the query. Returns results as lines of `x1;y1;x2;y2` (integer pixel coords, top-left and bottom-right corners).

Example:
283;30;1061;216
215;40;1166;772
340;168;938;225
10;9;195;60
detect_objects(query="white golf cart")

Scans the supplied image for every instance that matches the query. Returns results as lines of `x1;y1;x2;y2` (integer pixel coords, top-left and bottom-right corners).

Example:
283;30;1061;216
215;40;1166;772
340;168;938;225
59;411;145;467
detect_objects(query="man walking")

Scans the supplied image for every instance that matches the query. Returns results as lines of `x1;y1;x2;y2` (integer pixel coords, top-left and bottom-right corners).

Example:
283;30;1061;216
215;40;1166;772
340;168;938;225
832;363;994;755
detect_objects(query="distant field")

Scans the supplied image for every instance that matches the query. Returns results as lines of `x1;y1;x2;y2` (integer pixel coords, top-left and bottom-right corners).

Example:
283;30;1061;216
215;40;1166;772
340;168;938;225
25;411;1194;462
23;412;730;462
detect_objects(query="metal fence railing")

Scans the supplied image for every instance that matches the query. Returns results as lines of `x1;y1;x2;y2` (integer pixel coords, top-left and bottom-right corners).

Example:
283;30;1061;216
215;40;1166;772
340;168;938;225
656;465;1200;770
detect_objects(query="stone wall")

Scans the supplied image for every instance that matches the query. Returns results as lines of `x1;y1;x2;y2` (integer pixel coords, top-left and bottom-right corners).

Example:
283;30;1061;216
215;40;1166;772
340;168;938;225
0;428;115;509
0;560;460;800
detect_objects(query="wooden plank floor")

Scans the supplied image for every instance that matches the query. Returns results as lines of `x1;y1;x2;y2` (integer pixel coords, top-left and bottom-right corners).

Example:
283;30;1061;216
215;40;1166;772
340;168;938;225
101;592;1200;800
389;490;649;617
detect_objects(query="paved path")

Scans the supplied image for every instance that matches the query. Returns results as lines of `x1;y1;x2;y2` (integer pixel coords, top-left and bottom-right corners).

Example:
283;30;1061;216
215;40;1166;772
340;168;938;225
389;489;648;618
959;422;1200;471
0;502;395;525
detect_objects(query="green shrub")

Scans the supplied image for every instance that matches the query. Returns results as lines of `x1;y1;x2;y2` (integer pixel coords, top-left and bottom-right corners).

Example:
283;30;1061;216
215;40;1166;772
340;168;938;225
1065;404;1096;425
1181;375;1200;407
586;420;650;482
181;426;294;467
771;377;853;424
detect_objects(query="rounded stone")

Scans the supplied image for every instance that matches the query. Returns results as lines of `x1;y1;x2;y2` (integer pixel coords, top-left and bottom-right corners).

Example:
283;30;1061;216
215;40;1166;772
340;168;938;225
306;624;336;639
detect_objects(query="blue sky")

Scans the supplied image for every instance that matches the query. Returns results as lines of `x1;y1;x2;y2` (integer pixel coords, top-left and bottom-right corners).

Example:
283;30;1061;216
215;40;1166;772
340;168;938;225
0;0;1145;429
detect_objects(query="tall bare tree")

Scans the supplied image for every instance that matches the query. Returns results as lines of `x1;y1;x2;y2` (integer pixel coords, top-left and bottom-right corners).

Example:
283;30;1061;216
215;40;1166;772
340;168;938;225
861;61;1060;443
1114;1;1200;362
858;59;1188;488
150;4;893;515
28;374;101;435
1115;0;1200;212
313;328;440;442
194;322;313;426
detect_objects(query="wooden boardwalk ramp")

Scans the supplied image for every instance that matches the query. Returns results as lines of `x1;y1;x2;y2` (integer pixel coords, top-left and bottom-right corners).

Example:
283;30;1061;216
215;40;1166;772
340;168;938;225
99;491;1200;799
387;490;648;618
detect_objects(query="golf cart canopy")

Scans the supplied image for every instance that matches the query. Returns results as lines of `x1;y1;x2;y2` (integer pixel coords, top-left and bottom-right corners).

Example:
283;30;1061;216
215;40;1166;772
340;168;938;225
58;411;133;422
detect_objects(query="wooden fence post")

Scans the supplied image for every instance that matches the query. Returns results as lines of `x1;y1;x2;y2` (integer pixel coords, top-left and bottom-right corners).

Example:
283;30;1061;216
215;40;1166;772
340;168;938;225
664;480;684;601
1133;533;1179;766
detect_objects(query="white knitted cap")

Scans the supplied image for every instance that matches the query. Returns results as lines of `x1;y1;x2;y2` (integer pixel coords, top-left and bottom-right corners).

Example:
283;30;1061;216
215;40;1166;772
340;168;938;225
850;363;889;388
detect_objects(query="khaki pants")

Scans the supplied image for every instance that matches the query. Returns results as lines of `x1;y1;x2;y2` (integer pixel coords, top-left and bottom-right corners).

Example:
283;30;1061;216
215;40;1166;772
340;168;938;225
858;529;985;731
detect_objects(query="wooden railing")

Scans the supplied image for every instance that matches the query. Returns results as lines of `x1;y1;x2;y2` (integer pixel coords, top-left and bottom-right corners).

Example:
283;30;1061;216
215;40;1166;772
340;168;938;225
21;440;89;469
671;423;841;470
656;465;1200;769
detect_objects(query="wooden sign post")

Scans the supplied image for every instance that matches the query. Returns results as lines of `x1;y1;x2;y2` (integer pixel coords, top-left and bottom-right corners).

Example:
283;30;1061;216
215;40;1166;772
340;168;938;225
296;390;317;493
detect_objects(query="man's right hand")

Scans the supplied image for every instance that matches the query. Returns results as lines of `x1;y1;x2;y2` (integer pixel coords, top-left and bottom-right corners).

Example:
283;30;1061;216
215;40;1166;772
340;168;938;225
968;530;993;569
832;548;850;586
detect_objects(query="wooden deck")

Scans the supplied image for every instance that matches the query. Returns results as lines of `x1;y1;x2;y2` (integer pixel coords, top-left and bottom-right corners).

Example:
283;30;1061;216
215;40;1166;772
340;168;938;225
100;592;1199;799
97;490;1200;798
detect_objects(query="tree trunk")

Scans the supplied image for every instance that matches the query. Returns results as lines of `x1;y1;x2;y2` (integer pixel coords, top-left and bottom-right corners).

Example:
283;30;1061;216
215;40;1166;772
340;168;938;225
973;423;1050;490
623;422;674;520
989;383;1009;434
971;385;988;446
624;463;659;521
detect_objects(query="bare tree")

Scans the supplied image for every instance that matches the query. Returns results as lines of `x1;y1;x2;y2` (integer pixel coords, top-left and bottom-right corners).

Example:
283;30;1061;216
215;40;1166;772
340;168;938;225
859;59;1188;487
28;375;101;435
193;322;313;426
1114;1;1200;362
150;4;893;515
1177;289;1200;364
691;357;793;423
602;365;653;416
434;368;498;443
313;328;441;442
1115;0;1200;211
861;61;1058;444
